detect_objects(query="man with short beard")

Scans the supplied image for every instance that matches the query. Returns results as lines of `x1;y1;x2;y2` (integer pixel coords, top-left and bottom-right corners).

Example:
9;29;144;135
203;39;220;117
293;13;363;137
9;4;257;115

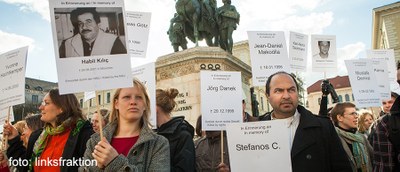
259;71;352;172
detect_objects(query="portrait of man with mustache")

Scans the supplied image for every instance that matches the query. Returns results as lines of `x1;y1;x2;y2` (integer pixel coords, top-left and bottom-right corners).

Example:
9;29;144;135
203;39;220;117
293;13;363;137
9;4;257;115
58;7;127;58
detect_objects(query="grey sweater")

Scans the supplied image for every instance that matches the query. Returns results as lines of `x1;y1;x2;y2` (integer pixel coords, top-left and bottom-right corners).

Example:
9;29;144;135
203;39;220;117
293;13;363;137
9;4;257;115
80;122;170;171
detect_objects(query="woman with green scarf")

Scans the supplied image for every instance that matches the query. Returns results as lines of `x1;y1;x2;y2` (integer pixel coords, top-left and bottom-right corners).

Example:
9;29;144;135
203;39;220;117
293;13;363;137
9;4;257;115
4;88;94;172
331;102;373;172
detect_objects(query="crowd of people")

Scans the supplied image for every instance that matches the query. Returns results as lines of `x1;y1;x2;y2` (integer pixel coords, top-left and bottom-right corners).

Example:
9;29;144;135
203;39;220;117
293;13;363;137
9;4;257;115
0;68;399;171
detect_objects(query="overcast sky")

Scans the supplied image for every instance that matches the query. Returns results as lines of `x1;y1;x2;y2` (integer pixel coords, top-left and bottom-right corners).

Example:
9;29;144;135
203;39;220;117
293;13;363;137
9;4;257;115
0;0;397;88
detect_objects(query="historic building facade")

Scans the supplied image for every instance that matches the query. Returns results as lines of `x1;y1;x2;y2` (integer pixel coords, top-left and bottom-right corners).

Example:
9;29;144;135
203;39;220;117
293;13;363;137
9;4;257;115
12;77;57;121
372;2;400;62
75;42;274;126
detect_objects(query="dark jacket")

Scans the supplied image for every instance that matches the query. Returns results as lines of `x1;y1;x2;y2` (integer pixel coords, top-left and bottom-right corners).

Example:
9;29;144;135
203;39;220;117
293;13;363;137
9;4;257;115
318;95;328;116
195;132;229;172
370;96;400;172
259;105;352;172
7;120;94;172
157;116;196;172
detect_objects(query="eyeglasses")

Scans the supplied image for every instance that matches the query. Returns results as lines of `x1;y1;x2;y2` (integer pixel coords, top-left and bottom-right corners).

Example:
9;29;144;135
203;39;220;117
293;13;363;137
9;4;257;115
344;112;359;117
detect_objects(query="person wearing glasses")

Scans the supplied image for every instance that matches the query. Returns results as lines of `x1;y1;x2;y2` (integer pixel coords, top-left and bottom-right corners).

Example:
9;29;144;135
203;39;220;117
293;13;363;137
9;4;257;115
3;89;94;172
59;7;126;58
330;102;373;172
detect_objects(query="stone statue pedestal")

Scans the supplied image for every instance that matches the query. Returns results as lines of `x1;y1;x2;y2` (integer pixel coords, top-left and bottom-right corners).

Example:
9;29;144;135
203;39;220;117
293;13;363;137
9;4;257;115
156;46;252;127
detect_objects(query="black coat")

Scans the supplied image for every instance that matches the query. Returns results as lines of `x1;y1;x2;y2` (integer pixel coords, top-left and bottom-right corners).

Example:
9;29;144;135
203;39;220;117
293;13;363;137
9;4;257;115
259;105;352;172
157;116;196;172
7;120;94;172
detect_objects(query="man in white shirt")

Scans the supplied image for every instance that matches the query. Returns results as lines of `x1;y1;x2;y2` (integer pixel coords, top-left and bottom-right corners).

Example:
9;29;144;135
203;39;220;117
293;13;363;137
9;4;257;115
259;71;352;172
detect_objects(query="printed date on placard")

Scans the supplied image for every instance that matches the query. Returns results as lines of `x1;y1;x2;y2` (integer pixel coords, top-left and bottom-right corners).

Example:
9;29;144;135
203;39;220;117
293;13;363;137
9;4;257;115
259;65;283;70
210;109;235;114
359;89;375;93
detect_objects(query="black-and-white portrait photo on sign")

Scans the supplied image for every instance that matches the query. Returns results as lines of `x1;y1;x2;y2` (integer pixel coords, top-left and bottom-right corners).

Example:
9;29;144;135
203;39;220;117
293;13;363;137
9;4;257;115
49;0;133;95
316;40;330;59
55;7;127;58
311;35;337;72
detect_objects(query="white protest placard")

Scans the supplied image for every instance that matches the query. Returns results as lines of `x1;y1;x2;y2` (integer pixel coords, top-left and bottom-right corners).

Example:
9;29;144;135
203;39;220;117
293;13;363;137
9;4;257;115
84;91;95;102
132;62;156;128
366;49;397;90
0;46;28;109
126;11;151;58
49;0;133;94
345;59;381;108
247;31;290;86
200;71;242;131
0;106;14;133
289;31;308;72
311;35;337;72
226;120;292;172
371;59;391;100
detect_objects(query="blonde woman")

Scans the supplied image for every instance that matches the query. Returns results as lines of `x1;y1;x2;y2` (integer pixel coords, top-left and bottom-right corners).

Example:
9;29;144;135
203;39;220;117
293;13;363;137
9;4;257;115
82;79;170;171
358;111;375;138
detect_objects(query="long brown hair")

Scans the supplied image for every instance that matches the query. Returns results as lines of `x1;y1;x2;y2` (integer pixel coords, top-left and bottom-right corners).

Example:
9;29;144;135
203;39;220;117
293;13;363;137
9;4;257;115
49;88;84;126
109;79;151;128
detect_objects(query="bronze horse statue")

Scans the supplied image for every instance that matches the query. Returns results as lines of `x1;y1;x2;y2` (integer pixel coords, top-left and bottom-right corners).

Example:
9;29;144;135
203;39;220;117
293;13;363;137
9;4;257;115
175;0;219;47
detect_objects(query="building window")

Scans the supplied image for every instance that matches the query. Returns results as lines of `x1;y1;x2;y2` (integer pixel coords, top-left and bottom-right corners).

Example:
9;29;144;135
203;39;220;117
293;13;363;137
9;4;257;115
80;99;83;108
98;95;101;105
32;95;38;103
35;86;43;91
345;94;350;102
25;84;30;89
352;94;355;101
90;99;92;107
318;98;321;105
338;95;343;103
107;92;111;103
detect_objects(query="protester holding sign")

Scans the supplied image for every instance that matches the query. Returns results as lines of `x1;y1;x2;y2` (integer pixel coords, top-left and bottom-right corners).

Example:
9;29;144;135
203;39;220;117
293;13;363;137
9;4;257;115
368;92;399;145
82;79;170;171
259;71;352;172
196;131;230;172
330;102;373;172
370;64;400;172
4;89;94;172
156;88;195;172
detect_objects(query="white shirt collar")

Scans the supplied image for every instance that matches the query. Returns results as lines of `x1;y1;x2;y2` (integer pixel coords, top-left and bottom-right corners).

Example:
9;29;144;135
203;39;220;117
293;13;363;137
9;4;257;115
271;109;301;127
